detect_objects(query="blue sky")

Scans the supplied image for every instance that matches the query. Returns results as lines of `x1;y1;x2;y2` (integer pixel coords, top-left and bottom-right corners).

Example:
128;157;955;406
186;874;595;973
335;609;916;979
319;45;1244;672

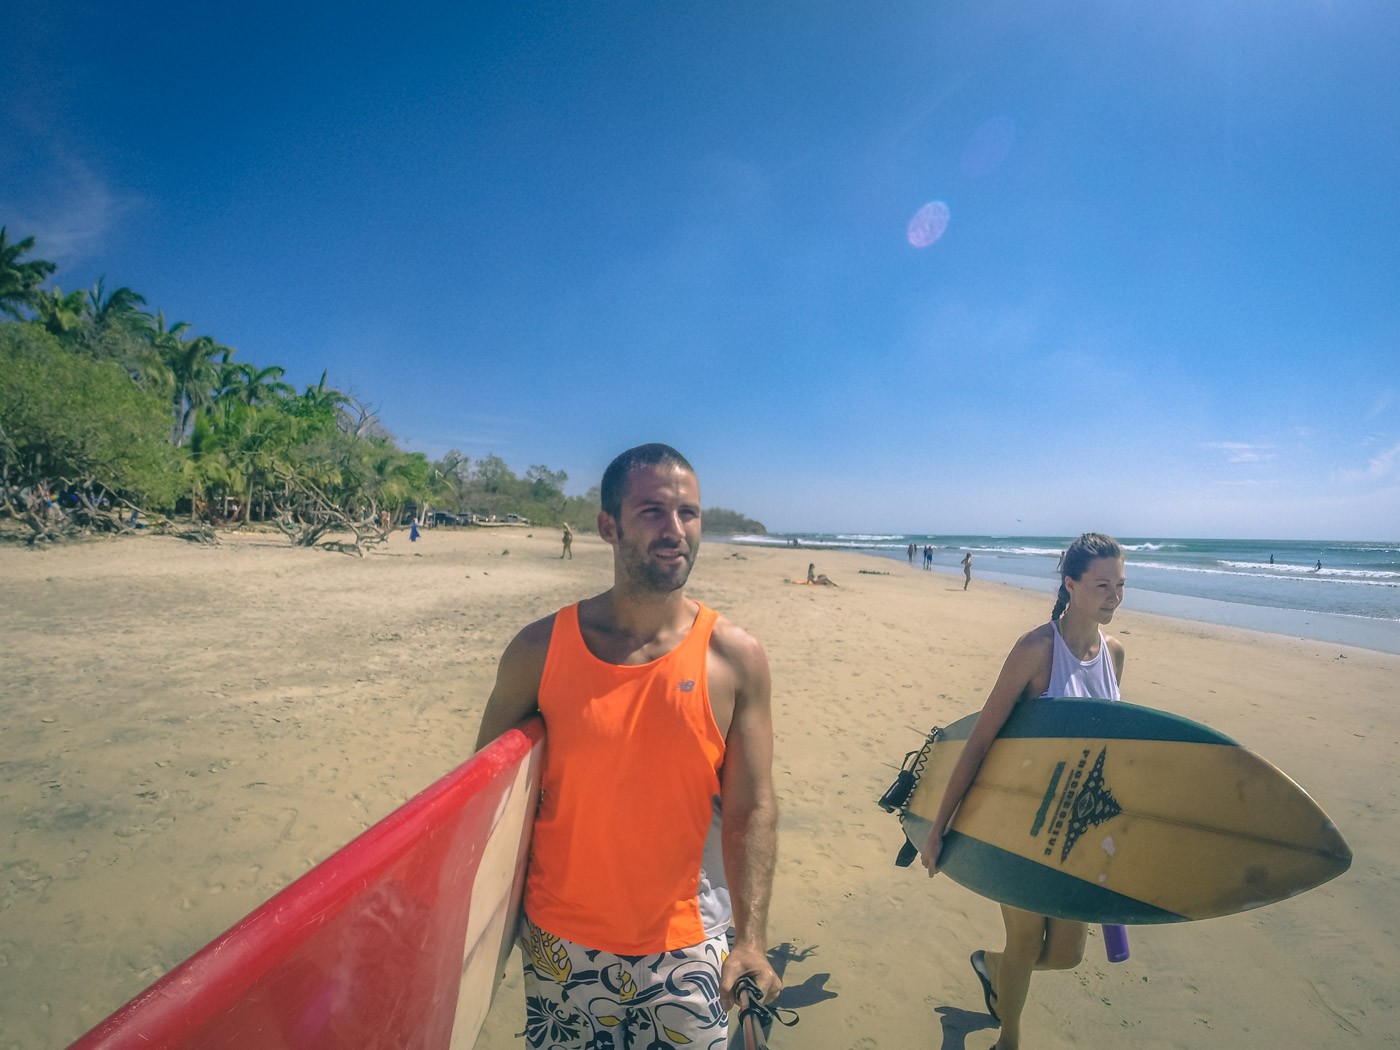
5;1;1398;539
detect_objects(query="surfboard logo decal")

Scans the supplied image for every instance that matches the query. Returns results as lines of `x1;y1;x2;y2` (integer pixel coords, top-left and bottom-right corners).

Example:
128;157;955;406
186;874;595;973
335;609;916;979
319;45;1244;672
1041;748;1122;863
1029;762;1066;837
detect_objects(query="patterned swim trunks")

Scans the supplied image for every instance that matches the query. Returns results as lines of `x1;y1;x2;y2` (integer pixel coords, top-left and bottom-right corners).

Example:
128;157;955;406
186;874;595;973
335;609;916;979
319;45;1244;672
519;915;729;1050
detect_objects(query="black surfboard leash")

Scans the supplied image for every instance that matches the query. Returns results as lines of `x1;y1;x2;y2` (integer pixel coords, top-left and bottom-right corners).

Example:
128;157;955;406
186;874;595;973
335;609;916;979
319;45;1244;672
878;725;943;867
734;974;799;1049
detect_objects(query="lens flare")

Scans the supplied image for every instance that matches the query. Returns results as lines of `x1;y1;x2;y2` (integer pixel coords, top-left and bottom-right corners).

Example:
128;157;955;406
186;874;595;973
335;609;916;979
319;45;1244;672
907;201;950;248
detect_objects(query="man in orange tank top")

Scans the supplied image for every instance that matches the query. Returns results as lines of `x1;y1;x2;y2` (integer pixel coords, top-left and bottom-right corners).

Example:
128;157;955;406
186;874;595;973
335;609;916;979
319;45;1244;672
476;443;781;1049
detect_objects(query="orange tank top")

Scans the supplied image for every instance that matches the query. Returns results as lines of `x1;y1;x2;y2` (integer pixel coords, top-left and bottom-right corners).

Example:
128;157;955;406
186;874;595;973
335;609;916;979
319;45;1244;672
524;602;728;954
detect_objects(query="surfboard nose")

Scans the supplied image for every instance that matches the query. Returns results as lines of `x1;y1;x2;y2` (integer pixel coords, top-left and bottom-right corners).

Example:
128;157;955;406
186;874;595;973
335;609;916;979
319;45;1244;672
1320;821;1353;878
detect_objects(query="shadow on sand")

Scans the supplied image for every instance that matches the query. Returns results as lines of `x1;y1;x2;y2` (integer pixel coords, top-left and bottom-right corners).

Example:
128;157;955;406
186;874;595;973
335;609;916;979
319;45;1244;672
935;1003;999;1049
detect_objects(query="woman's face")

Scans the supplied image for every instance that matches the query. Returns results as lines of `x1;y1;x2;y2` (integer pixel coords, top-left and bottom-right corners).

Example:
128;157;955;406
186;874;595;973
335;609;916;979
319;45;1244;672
1066;555;1126;623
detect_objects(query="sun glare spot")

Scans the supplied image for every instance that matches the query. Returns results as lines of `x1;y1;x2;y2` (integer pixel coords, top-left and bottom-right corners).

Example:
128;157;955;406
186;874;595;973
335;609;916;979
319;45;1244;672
907;201;950;248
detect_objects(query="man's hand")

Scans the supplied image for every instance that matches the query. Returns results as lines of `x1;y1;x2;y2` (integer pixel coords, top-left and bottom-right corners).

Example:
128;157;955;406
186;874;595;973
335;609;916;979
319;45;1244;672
719;944;782;1012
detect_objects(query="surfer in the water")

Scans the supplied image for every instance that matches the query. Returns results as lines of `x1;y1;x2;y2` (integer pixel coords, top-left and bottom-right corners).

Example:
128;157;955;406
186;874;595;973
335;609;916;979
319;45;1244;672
475;443;782;1050
922;532;1126;1050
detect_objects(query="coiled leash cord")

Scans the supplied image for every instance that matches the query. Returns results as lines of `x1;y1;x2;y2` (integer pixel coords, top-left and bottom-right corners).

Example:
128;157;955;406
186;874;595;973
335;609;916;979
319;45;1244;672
733;974;799;1049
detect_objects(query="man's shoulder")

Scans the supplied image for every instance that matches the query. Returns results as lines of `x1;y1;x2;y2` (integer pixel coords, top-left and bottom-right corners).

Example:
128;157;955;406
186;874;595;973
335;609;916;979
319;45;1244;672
505;609;561;658
707;610;767;670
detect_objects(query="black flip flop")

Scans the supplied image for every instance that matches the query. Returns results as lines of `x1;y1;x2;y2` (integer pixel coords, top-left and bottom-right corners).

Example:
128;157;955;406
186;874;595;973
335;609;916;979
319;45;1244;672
970;950;1000;1025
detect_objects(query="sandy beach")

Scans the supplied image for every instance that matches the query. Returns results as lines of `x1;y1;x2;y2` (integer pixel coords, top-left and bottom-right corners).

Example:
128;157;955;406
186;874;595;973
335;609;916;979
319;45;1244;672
2;527;1396;1049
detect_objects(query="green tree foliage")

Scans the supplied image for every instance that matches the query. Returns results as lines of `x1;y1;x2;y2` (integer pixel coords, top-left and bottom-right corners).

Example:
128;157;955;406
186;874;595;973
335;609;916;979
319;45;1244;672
702;507;767;535
427;454;597;527
0;227;763;544
0;228;57;320
561;485;602;529
0;325;183;508
34;286;89;337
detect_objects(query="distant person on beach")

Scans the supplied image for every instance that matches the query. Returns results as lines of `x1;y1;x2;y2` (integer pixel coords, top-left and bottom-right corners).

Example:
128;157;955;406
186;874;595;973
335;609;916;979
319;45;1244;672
409;518;420;542
560;522;573;559
922;532;1127;1050
924;545;934;570
475;443;781;1049
799;563;838;586
908;543;916;565
961;551;973;590
1315;559;1322;572
1269;554;1274;565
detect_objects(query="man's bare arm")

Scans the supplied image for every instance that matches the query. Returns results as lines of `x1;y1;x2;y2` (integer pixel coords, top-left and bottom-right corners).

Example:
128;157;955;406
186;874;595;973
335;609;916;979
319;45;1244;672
715;624;781;1009
474;616;553;751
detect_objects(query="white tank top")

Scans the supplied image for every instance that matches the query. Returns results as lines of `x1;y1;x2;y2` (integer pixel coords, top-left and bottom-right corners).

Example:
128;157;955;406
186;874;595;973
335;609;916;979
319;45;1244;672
1040;621;1120;700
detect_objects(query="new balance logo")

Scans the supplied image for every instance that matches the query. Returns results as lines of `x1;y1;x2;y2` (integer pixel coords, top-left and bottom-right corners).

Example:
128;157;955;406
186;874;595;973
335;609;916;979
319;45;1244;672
677;680;696;692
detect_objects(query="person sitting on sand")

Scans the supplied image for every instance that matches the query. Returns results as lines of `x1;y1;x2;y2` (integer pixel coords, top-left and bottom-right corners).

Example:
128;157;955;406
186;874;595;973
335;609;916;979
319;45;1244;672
794;563;838;586
922;532;1127;1050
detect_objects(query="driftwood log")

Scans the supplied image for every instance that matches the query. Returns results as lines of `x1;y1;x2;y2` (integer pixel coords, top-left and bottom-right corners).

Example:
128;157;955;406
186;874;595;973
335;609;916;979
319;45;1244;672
270;473;389;556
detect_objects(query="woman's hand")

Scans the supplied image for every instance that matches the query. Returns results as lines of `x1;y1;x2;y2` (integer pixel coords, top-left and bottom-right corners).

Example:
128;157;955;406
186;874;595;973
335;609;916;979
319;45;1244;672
921;827;944;877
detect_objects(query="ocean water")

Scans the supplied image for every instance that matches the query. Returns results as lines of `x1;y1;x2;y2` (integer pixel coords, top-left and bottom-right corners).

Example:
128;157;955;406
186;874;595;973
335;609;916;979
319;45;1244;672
725;533;1400;655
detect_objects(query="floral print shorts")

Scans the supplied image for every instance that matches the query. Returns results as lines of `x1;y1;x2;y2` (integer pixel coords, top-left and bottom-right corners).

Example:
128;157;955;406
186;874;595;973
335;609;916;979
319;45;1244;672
519;914;729;1049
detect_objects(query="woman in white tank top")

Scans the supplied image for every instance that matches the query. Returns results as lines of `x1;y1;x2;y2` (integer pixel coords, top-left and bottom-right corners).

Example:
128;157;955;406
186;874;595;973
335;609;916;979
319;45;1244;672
920;533;1126;1050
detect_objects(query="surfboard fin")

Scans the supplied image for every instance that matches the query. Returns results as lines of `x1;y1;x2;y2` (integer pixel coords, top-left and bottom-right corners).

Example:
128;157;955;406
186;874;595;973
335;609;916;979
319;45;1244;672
894;841;919;867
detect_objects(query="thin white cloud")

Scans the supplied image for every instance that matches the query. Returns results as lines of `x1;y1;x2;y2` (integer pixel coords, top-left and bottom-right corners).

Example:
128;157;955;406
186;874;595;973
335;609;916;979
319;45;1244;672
1;133;138;266
1344;440;1400;483
1365;389;1394;421
1202;442;1276;464
1214;478;1265;489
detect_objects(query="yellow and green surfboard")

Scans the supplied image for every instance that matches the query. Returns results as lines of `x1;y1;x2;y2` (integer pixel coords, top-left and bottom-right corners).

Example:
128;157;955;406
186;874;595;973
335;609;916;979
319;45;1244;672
896;700;1351;923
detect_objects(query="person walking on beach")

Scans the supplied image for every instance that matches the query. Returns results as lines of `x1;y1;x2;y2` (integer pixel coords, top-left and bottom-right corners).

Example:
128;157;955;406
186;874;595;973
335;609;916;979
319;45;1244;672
475;443;782;1049
922;533;1126;1050
961;551;973;590
560;521;573;559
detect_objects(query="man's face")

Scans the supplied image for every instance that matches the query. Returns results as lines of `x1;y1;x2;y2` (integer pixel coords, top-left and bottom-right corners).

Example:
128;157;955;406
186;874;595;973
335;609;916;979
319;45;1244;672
602;463;701;593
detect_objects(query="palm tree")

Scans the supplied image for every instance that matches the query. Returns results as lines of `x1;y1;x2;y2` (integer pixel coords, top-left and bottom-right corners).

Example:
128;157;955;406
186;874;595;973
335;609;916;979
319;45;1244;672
34;286;91;338
229;363;296;407
87;279;148;337
225;404;296;524
296;370;350;421
0;227;58;320
149;312;226;446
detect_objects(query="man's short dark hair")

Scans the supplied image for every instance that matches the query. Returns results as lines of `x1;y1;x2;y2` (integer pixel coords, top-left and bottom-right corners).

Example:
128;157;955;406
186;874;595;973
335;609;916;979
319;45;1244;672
600;444;696;520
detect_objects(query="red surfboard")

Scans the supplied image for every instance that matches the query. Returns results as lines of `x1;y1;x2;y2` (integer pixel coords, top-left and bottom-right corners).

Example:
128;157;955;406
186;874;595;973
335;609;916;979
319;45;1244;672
69;718;546;1050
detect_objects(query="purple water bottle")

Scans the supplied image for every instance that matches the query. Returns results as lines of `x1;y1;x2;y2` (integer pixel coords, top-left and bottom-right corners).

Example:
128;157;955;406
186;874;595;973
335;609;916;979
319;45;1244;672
1102;924;1129;963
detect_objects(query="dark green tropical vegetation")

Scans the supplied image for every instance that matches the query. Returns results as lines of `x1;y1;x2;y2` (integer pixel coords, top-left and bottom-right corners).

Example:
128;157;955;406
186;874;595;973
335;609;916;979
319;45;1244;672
701;507;767;535
0;228;625;551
